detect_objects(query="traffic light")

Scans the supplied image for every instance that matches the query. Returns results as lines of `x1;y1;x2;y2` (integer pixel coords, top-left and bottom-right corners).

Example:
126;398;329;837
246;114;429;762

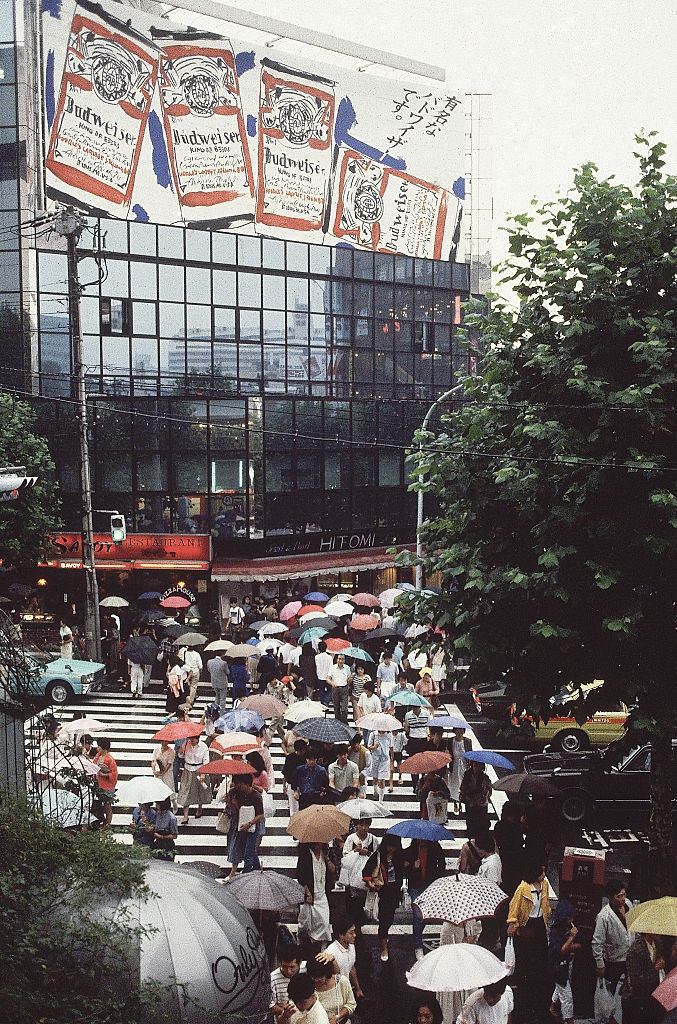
0;474;38;501
110;513;127;544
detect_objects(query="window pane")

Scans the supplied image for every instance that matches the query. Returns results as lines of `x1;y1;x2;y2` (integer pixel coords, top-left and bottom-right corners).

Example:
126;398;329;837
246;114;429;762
132;301;156;335
287;276;308;312
332;248;353;277
38;252;68;292
287;311;308;343
160;337;184;377
353;454;375;486
263;237;285;269
379;450;401;486
239;309;260;341
185;228;210;261
332;280;352;315
297;455;321;489
238;235;261;266
239;271;261;307
175;457;208;492
354;250;374;279
129;222;156;256
137;454;167;490
211;457;246;491
159;303;185;338
98;455;131;490
266;455;293;492
325;452;349;490
136;495;171;532
186;303;211;338
213;231;236;265
309;278;330;313
186;266;211;303
213;269;236;305
263;274;285;310
101;259;129;298
130;260;156;299
286;241;308;273
132;336;158;375
263;309;285;343
239;344;262;379
212;342;237;380
102;335;129;374
186;339;212;374
159;262;184;301
309;245;331;275
214;307;236;340
158;225;184;259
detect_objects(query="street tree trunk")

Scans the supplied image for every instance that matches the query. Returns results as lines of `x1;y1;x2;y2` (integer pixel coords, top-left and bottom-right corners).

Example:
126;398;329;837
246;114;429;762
648;729;675;896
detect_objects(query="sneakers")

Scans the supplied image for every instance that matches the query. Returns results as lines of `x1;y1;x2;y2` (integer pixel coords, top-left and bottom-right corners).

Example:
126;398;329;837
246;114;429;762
415;948;424;961
380;952;389;962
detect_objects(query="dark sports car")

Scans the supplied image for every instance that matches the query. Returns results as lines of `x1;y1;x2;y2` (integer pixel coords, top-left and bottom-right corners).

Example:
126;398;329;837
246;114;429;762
523;740;677;826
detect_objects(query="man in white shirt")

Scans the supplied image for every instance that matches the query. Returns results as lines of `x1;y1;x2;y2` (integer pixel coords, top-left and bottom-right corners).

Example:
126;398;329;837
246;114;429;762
376;653;399;701
459;978;513;1023
182;646;203;709
321;917;363;999
592;882;631;990
227;599;245;636
283;973;329;1024
326;654;351;723
404;706;432;755
315;642;333;705
328;746;359;797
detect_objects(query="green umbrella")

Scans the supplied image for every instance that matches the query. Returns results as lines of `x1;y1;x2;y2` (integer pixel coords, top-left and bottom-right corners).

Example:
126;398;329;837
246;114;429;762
342;647;374;663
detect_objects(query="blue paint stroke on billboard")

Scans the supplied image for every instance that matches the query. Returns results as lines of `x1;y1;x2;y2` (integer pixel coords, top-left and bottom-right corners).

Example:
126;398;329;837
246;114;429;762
149;111;172;189
246;114;257;138
235;50;256;76
334;97;407;171
132;204;149;222
452;177;465;200
45;49;55;128
41;0;62;17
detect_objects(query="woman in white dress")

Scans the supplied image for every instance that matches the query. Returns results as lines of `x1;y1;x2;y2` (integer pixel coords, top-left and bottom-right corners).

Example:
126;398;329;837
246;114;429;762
368;730;393;801
151;740;177;810
296;842;334;949
437;920;482;1023
448;727;471;813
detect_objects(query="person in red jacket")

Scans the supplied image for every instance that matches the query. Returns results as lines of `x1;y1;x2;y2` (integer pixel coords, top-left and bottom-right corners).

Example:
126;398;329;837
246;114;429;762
92;737;118;828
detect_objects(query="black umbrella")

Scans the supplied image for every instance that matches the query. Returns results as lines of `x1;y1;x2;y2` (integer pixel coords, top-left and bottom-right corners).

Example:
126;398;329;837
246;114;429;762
7;582;35;597
138;609;164;625
124;635;159;665
299;616;339;632
492;773;561;798
157;621;185;640
365;626;405;640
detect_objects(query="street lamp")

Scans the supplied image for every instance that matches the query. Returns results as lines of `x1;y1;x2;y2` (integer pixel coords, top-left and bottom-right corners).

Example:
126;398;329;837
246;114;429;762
415;384;465;590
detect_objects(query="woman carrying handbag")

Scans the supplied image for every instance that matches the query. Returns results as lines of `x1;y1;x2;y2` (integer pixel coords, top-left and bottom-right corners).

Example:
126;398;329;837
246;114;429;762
362;834;408;962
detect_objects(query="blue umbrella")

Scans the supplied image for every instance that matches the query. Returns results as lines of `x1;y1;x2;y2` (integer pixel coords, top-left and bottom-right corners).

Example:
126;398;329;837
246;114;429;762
297;626;330;644
341;647;375;663
138;591;163;601
429;715;469;730
387;819;455;841
216;709;264;734
463;749;516;771
293;717;354;744
304;591;329;602
246;636;261;646
389;690;431;707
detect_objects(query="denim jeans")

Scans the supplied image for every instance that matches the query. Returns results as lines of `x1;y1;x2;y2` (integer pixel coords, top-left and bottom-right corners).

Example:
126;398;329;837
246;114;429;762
409;885;425;948
229;826;261;872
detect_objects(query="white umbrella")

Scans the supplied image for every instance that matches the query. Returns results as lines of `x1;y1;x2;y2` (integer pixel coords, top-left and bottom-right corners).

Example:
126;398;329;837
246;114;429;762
40;789;97;828
355;712;402;732
337;798;393;819
405;623;430;639
57;717;110;735
299;610;326;624
256;638;284;654
99;595;130;607
334;592;354;601
258;622;287;636
204;639;234;652
117;775;174;806
378;588;403;610
325;600;354;618
284;700;327;724
406;944;509;992
414;874;508;924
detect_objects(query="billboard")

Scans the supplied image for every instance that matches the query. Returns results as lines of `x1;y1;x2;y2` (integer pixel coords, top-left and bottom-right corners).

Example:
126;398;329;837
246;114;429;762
42;0;465;260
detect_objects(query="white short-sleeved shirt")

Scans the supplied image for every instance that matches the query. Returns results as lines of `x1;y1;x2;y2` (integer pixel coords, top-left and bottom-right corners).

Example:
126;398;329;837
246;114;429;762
324;938;356;979
478;852;502;886
459;986;514;1024
327;664;351;688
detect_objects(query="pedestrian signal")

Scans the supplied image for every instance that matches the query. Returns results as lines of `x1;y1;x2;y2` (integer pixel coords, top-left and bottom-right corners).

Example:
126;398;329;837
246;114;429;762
110;514;127;544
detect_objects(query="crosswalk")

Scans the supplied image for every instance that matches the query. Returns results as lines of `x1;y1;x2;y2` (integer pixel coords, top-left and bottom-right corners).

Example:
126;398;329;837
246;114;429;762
41;684;503;875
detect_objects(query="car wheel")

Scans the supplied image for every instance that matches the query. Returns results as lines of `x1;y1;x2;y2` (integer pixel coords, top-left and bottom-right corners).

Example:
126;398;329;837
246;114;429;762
48;681;74;705
554;729;590;753
560;790;591;824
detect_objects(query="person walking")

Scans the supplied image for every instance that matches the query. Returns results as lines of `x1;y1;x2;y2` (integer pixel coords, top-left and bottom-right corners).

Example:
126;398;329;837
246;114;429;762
327;654;351;724
308;958;356;1024
341;818;377;934
129;658;145;699
349;663;371;723
226;598;245;637
376;652;399;703
152;796;179;860
356;680;381;748
407;839;446;959
592;880;631;994
460;760;492;838
623;931;665;1024
283;738;310;818
165;656;190;715
151;739;177;810
448;727;471;814
296;842;335;951
363;834;408;962
321;915;364;1001
92;737;117;828
328;746;359;801
315;643;333;706
368;729;393;802
493;800;524;898
507;860;552;1023
177;734;210;823
292;750;329;811
548;899;580;1024
404;704;432;758
346;734;372;798
299;643;319;700
226;772;265;876
59;619;73;660
207;652;230;708
229;656;250;701
415;667;439;709
182;644;203;709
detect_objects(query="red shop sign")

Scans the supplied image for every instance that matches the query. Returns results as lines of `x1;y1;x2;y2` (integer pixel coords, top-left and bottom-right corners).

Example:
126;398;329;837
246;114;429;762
46;532;211;568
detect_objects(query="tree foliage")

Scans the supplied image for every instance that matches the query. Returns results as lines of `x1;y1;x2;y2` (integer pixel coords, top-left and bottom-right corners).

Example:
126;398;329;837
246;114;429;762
0;393;61;568
401;135;677;892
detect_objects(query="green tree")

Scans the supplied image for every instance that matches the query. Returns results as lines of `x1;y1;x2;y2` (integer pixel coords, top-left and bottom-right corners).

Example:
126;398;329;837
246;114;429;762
402;135;677;894
0;393;60;568
0;800;153;1023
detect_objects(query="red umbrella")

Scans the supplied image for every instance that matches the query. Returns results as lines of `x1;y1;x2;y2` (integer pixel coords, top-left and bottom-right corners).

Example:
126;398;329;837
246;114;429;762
297;603;324;617
400;750;451;774
210;735;262;754
160;595;191;609
351;614;380;631
152;721;203;742
325;637;351;653
280;601;302;622
351;592;380;608
198;758;253;776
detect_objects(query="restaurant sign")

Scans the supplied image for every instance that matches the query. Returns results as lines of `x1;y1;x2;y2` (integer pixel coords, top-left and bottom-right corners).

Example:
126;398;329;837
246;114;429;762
45;532;211;569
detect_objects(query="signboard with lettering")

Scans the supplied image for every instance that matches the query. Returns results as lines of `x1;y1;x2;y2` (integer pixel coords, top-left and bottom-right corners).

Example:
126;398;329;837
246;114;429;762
45;532;211;568
42;0;465;259
214;526;412;560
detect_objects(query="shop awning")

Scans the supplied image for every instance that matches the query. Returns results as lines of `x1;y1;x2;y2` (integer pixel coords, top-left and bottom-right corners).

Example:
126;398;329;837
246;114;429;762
211;546;413;583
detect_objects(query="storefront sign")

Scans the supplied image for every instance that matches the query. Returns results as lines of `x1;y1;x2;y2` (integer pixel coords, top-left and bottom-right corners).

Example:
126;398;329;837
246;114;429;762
214;526;412;560
46;532;211;568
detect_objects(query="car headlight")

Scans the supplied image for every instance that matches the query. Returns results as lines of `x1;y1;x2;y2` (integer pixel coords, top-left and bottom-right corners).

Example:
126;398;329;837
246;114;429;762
82;674;94;685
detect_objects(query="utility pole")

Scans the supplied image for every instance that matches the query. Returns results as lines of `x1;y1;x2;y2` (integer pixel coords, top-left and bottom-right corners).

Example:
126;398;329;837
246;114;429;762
55;209;102;662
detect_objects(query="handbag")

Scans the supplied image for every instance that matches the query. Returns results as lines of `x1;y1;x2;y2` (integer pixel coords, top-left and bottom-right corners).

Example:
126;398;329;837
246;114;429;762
215;810;231;834
339;851;361;887
400;883;412;913
364;889;380;922
504;936;516;973
594;978;615;1022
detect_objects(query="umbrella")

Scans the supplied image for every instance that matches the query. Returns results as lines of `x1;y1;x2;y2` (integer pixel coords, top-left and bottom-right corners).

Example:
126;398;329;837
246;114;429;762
257;638;284;654
259;621;287;636
324;600;354;618
57;716;109;735
0;595;12;603
159;622;185;639
198;758;253;776
174;631;208;646
464;750;516;771
406;943;509;992
210;734;262;754
226;869;305;911
117;775;174;805
160;595;191;609
299;611;328;624
378;588;403;609
152;721;203;742
303;615;339;631
124;635;159;664
493;773;561;797
297;626;330;645
284;700;327;724
355;712;402;733
8;582;35;596
304;591;329;603
351;614;380;631
280;601;303;622
297;604;324;617
287;805;351;843
249;620;267;631
334;592;354;601
397;582;417;592
389;690;431;707
138;591;163;601
653;967;677;1012
351;592;380;608
47;752;100;777
137;609;164;625
204;639;234;652
387;819;455;841
226;644;262;658
627;897;677;935
337;798;393;819
325;637;351;653
428;715;469;731
40;789;96;828
246;636;262;646
405;623;430;639
341;647;375;663
400;750;451;774
293;718;354;744
413;874;508;925
365;626;405;640
240;694;287;718
217;709;265;733
99;595;129;607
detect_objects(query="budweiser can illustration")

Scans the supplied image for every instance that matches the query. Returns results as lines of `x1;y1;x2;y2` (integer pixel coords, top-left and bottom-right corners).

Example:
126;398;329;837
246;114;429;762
256;59;335;242
152;28;255;226
331;148;452;260
45;0;158;217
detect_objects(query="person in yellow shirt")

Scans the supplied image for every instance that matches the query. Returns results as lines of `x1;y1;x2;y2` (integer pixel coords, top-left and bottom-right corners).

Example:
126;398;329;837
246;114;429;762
506;861;552;1023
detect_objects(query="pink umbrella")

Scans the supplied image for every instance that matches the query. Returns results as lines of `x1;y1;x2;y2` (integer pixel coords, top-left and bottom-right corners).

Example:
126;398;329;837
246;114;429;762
654;967;677;1012
351;613;380;631
325;637;351;653
351;592;380;608
160;595;191;609
280;601;302;622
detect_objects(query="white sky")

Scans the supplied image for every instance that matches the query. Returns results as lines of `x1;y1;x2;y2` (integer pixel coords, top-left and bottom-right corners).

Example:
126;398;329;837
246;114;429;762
204;0;677;296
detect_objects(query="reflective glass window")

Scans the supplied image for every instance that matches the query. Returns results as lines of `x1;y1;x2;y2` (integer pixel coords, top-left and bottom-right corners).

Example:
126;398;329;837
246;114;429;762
332;316;351;346
287;276;308;312
353;350;373;383
239;309;260;342
101;335;129;375
132;301;156;335
415;258;434;285
160;337;184;377
175;458;208;493
263;346;286;382
263;237;285;269
263;308;285;343
354;282;373;317
214;306;236;341
239;344;262;379
39;294;68;331
101;219;128;253
239;271;261;307
309;245;331;275
159;262;184;301
185;228;210;262
130;260;156;299
332;280;352;315
266;455;293;492
354;250;374;279
38;252;68;293
212;457;247;491
210;400;246;448
212;231;236;265
263;273;285;310
186;265;211;303
309;278;330;314
98;455;132;490
186;303;211;338
353;454;375;486
379;450;401;486
393;285;412;320
309;349;327;381
287;311;308;343
80;295;99;334
374;252;395;282
434;260;452;289
213;268;236;305
286;241;308;273
81;334;101;374
324;452;350;490
137;454;167;490
129;222;156;256
297;455;321;489
212;342;237;381
238;235;261;265
310;313;330;345
132;336;158;375
186;339;212;375
159;302;185;338
136;495;171;532
158;225;184;259
416;288;434;322
332;248;353;277
394;255;414;282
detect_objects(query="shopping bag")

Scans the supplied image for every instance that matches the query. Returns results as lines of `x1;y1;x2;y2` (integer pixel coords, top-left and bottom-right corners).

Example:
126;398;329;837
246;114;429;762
215;810;231;834
610;977;623;1023
364;890;380;922
594;978;615;1022
262;790;275;817
339;851;361;887
504;936;516;972
400;883;412;913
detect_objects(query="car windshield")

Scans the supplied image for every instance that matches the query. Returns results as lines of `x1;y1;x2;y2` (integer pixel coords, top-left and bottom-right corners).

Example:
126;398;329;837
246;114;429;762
26;649;58;666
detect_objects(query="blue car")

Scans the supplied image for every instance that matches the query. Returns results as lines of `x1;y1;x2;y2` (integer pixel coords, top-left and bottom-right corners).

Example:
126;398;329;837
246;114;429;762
7;651;107;705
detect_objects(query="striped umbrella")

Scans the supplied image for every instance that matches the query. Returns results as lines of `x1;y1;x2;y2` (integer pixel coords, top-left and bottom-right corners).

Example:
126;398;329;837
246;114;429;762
293;717;355;744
